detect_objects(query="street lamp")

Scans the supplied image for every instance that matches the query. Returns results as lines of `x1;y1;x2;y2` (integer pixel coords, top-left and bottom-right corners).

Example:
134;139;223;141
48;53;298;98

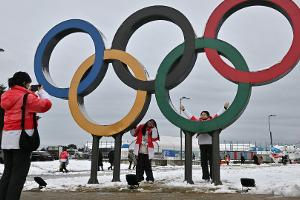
179;96;190;160
268;114;276;146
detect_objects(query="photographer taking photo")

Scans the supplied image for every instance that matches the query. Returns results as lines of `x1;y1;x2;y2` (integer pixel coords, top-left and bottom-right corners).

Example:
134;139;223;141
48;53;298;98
0;71;52;200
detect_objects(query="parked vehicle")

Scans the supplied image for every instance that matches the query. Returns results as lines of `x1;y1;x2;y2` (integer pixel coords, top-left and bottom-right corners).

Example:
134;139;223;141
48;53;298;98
31;151;54;161
74;151;90;159
46;146;62;160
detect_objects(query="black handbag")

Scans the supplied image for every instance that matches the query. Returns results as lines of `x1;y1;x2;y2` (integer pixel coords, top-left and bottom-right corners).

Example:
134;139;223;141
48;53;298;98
19;93;40;151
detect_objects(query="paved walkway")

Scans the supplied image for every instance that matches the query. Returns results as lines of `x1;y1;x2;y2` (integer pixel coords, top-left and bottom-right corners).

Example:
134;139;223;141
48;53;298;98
21;192;299;200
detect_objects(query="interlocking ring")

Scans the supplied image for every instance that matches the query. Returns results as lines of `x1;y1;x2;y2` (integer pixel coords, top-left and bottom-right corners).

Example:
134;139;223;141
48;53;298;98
155;38;251;133
34;1;300;136
204;0;300;85
111;5;197;93
34;19;106;99
68;49;151;136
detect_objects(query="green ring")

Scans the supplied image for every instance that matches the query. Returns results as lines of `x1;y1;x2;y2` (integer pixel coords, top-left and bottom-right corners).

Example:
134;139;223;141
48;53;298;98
155;38;252;133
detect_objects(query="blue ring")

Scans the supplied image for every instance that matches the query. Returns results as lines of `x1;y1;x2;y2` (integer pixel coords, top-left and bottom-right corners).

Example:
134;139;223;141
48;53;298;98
34;19;105;99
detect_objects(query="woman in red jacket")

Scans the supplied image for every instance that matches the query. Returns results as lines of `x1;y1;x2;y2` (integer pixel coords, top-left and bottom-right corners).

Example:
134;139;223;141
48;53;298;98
180;102;229;181
59;146;69;173
131;119;159;183
0;71;52;200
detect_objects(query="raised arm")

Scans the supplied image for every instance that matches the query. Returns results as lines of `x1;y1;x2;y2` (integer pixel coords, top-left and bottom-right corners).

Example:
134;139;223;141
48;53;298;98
180;104;194;119
130;125;142;137
151;127;159;141
26;88;52;113
215;102;230;117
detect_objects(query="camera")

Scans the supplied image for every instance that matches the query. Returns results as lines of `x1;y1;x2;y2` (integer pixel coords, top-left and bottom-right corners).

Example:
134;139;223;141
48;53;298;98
30;84;41;92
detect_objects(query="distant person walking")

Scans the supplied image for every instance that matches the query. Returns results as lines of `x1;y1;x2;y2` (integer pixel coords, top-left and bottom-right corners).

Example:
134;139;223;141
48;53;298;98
225;154;230;165
108;150;114;170
180;102;229;181
98;149;104;171
128;149;137;170
59;147;69;173
252;154;259;165
259;155;264;165
241;155;245;164
0;71;52;200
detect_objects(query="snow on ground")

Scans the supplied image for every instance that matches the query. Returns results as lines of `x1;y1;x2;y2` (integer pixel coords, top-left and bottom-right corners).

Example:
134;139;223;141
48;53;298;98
1;160;300;197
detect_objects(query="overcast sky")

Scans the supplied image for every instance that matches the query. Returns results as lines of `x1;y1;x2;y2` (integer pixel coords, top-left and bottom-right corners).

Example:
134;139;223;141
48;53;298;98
1;0;299;147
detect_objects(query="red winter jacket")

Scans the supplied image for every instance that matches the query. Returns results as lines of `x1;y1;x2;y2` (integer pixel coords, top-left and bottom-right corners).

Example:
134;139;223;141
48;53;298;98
133;124;159;159
59;150;69;161
1;85;52;130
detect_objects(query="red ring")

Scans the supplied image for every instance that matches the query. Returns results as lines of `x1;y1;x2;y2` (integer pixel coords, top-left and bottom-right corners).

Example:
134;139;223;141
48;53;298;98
204;0;300;85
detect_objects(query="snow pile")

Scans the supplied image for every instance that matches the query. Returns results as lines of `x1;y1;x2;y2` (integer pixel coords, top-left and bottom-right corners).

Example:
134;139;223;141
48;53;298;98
1;160;300;197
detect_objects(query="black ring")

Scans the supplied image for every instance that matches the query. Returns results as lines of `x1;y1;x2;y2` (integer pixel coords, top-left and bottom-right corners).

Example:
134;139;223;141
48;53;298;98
125;93;152;133
111;6;197;93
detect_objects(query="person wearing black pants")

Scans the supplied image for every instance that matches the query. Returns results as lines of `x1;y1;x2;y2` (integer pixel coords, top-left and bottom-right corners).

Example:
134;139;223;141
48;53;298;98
131;119;159;183
0;150;31;200
200;144;213;180
180;102;229;181
98;149;104;171
0;72;52;200
136;153;154;182
59;162;69;173
108;150;114;170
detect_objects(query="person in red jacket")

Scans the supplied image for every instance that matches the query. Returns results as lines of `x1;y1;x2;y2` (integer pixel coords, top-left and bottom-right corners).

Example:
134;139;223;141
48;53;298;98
180;102;229;181
131;119;159;183
59;146;69;173
0;71;52;200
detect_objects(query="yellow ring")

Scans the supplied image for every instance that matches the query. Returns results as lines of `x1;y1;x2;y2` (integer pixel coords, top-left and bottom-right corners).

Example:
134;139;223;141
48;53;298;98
68;49;148;136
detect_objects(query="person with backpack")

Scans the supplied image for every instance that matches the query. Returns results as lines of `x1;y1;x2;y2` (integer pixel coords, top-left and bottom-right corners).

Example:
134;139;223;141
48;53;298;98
0;71;52;200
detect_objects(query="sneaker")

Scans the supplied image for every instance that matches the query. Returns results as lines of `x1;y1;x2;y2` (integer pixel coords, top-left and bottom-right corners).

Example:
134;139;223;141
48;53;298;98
147;180;154;184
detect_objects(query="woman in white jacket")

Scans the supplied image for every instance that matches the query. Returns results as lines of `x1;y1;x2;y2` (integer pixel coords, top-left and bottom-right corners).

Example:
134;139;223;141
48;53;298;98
180;102;229;181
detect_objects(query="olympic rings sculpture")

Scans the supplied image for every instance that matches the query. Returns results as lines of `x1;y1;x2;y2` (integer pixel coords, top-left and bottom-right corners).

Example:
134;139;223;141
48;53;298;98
34;0;300;136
